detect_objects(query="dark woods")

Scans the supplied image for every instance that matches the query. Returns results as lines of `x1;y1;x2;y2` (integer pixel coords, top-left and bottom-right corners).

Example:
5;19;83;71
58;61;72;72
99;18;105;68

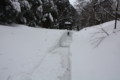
0;0;119;30
75;0;120;29
0;0;78;30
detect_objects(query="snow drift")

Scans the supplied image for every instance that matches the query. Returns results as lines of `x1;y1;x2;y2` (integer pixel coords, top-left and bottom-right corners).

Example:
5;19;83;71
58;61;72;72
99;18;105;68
0;25;66;80
71;21;120;80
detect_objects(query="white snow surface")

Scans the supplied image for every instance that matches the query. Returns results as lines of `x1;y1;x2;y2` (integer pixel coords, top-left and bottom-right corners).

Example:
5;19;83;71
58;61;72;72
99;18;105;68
1;20;120;80
0;24;72;80
71;20;120;80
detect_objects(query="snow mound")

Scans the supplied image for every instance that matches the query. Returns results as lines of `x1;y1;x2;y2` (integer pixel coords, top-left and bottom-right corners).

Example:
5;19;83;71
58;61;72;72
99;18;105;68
71;20;120;80
0;25;65;80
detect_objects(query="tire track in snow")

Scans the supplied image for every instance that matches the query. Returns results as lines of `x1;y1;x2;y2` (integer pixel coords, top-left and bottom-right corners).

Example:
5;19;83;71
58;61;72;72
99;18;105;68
50;31;73;80
9;31;73;80
29;31;73;80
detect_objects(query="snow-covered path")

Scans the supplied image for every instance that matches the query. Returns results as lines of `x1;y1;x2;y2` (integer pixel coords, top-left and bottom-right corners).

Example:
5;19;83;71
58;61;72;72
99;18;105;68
11;31;73;80
49;31;73;80
0;25;73;80
27;31;73;80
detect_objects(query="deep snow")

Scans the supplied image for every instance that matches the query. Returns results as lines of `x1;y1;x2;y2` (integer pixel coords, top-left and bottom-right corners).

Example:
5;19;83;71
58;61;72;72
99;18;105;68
71;21;120;80
0;20;120;80
0;25;72;80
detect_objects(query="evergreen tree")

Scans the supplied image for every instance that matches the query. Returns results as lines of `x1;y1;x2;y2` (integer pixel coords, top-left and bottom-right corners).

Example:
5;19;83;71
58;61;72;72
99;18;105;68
0;0;78;29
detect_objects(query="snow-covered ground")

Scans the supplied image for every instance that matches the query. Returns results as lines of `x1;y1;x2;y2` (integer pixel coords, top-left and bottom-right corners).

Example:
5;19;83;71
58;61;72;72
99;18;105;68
71;21;120;80
0;25;72;80
0;20;120;80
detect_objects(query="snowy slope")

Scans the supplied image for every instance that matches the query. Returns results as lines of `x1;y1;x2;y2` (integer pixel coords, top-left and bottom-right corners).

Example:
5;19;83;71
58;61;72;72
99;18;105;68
71;21;120;80
0;25;70;80
1;20;120;80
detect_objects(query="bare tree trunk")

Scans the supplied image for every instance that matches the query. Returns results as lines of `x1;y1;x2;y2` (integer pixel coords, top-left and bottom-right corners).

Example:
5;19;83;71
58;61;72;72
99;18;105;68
114;0;119;29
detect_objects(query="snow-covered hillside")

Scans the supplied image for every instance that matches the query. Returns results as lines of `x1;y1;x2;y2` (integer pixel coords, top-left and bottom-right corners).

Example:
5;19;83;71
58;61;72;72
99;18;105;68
0;25;72;80
71;21;120;80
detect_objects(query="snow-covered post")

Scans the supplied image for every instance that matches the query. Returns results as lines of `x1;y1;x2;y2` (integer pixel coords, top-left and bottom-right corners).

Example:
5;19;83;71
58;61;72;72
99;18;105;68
114;0;119;29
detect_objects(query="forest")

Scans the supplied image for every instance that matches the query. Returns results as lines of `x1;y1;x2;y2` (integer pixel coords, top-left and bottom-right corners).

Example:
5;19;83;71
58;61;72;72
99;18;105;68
0;0;78;29
0;0;120;30
75;0;120;29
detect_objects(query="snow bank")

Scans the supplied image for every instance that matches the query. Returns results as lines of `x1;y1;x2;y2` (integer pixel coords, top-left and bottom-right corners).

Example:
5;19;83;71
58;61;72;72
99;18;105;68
71;21;120;80
0;25;65;80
